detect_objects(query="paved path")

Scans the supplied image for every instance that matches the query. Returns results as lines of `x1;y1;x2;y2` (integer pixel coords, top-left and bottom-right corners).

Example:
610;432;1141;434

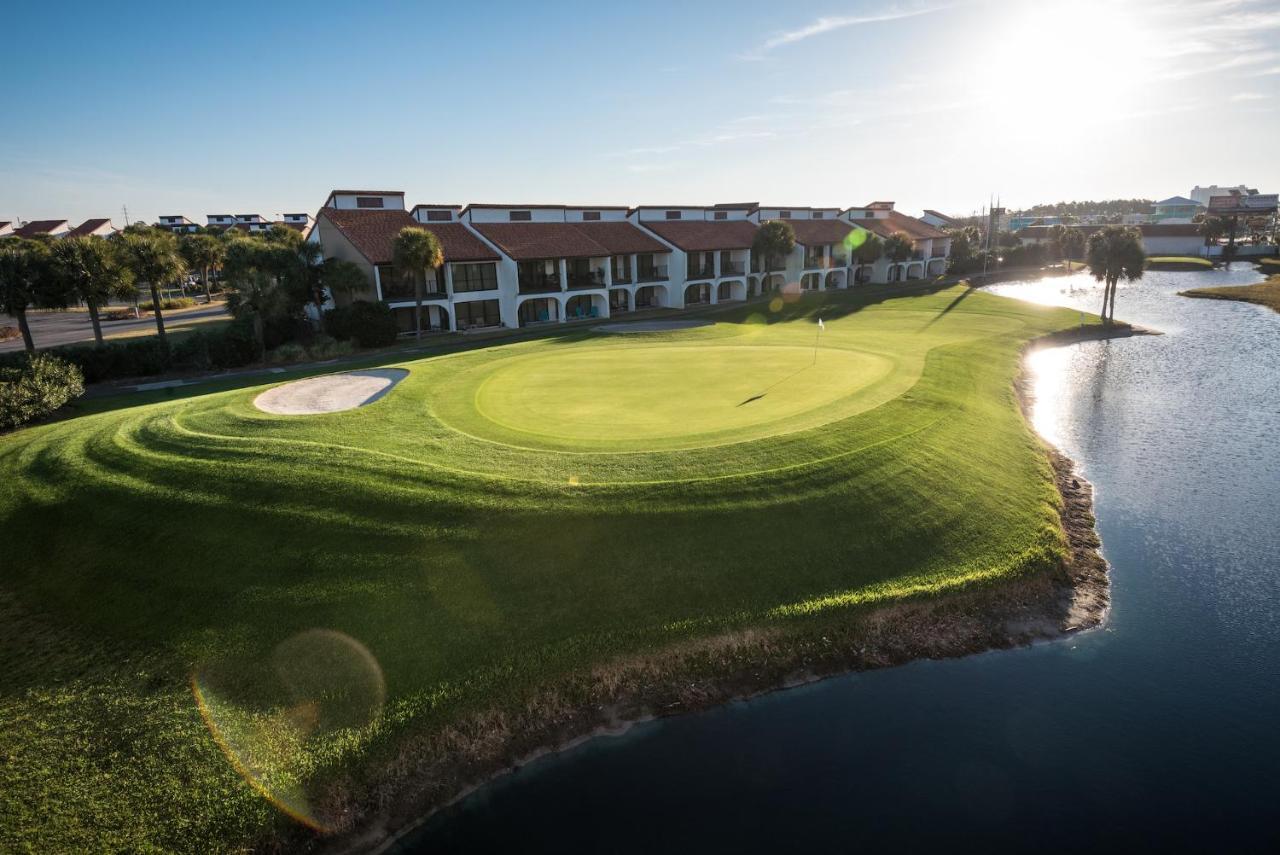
0;303;229;353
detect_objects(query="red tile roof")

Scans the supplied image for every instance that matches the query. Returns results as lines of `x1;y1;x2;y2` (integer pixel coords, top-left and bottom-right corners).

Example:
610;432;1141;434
784;219;855;246
319;208;499;264
469;221;667;260
850;211;948;241
66;218;114;238
14;219;69;238
639;219;759;251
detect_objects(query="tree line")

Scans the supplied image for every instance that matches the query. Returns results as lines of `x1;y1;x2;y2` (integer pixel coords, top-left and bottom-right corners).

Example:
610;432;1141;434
0;224;368;355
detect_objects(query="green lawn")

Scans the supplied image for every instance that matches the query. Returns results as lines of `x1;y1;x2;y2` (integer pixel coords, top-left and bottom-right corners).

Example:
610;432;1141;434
1181;274;1280;313
1146;256;1214;270
0;286;1095;851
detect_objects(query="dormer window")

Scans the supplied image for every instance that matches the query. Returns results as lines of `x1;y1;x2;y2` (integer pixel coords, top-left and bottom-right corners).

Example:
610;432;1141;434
426;210;450;222
780;211;792;219
665;210;681;220
713;211;727;220
813;212;824;219
582;211;601;221
509;210;532;221
356;196;384;209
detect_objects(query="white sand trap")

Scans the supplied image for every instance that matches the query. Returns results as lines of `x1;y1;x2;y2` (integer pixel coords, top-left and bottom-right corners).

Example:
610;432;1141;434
593;319;713;334
254;368;408;415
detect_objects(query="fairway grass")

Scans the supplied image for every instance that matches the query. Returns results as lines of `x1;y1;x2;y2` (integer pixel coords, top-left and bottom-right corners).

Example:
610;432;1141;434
2;286;1098;851
1181;275;1280;314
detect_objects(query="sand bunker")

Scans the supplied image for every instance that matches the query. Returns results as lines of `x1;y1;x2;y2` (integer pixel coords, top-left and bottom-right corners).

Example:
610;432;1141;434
593;320;714;334
254;368;408;415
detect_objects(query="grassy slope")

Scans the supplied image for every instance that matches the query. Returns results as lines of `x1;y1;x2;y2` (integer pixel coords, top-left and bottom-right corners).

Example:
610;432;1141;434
1181;274;1280;313
0;286;1091;851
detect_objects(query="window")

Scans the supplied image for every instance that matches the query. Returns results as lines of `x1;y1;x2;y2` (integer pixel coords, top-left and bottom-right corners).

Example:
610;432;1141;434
813;211;825;219
509;210;532;221
665;210;681;220
356;196;384;209
780;210;792;219
451;263;497;293
456;299;501;328
582;211;601;221
426;210;451;222
713;211;727;220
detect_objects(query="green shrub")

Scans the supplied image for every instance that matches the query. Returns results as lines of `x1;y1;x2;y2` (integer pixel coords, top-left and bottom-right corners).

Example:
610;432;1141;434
0;354;85;430
0;325;19;342
268;342;308;364
324;300;398;348
138;297;197;311
306;335;353;361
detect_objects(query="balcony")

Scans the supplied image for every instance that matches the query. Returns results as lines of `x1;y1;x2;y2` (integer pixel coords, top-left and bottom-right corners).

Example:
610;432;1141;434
721;260;745;276
637;265;669;282
686;265;716;281
518;274;561;295
567;271;606;290
829;255;849;268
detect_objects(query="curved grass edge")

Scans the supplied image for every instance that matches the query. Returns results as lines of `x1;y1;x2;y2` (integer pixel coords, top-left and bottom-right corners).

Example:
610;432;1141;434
1179;275;1280;314
294;325;1130;855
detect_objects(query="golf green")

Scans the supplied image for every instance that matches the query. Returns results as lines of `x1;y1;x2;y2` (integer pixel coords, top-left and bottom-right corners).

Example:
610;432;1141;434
0;286;1096;852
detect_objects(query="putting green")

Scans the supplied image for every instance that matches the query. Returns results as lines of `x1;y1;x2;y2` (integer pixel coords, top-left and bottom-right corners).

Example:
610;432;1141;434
0;287;1103;852
467;345;892;446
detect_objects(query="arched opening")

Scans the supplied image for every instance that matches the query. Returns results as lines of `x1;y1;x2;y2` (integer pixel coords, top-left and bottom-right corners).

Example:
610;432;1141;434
608;287;631;313
801;272;821;291
517;297;559;327
634;285;666;309
765;273;787;292
684;282;711;305
825;270;847;290
716;280;746;302
565;293;604;320
889;265;903;282
927;258;947;277
747;275;760;297
906;263;924;280
855;265;874;284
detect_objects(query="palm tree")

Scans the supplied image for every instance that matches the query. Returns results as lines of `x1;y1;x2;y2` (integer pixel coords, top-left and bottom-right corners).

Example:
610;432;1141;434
883;232;914;281
180;234;225;304
0;239;66;353
117;229;188;345
1085;226;1145;325
49;236;135;346
1061;228;1086;270
851;231;884;282
318;257;369;317
1199;216;1225;249
392;227;444;339
751;220;796;292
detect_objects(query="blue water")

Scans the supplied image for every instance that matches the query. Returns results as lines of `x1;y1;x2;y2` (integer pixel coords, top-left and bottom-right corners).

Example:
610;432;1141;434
403;267;1280;852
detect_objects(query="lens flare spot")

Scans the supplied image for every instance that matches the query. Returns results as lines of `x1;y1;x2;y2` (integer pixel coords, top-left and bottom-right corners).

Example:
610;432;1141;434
769;297;784;313
843;229;868;252
568;474;580;486
192;629;386;833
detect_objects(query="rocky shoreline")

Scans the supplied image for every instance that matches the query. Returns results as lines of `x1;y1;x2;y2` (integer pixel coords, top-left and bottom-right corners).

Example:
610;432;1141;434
299;326;1127;855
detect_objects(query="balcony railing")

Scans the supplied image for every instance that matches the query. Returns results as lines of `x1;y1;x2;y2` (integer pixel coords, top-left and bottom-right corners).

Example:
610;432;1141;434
930;250;947;258
637;265;669;282
518;274;561;294
612;271;633;284
829;255;848;268
686;265;716;281
803;257;824;269
567;271;606;290
721;260;745;275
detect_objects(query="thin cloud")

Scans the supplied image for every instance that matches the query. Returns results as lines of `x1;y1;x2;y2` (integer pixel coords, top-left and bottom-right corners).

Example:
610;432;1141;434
1230;91;1270;101
742;4;951;59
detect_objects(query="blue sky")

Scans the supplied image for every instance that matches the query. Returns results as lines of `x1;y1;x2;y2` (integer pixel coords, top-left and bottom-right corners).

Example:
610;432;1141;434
3;0;1278;225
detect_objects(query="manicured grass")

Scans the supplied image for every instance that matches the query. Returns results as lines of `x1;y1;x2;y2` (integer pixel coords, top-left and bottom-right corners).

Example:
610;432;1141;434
0;286;1093;851
1180;274;1280;313
1259;256;1280;270
1146;256;1214;270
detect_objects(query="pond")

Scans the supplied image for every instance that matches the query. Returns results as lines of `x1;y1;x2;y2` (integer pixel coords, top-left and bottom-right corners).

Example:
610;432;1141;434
400;266;1280;852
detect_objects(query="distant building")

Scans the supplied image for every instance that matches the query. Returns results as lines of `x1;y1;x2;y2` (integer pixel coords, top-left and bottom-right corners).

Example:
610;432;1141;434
920;209;962;230
0;221;14;239
13;219;71;239
66;218;118;238
1152;196;1204;224
156;215;199;233
1189;185;1256;208
1009;215;1063;231
1016;223;1204;257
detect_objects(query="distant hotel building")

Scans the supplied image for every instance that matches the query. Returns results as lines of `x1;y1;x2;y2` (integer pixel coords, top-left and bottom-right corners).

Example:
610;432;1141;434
312;190;951;332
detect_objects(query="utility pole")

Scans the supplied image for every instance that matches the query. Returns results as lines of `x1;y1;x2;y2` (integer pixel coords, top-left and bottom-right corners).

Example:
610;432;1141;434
121;204;131;226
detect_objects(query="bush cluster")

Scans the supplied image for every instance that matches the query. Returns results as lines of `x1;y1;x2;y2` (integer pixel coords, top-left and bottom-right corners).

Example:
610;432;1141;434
138;297;198;311
0;353;85;430
948;243;1049;275
0;316;261;384
324;300;398;348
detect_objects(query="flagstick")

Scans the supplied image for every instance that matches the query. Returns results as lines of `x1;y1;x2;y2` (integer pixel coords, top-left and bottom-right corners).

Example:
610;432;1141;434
812;318;822;366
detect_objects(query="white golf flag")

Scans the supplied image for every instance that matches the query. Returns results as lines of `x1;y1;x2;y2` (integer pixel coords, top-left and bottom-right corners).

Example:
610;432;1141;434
818;318;824;330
